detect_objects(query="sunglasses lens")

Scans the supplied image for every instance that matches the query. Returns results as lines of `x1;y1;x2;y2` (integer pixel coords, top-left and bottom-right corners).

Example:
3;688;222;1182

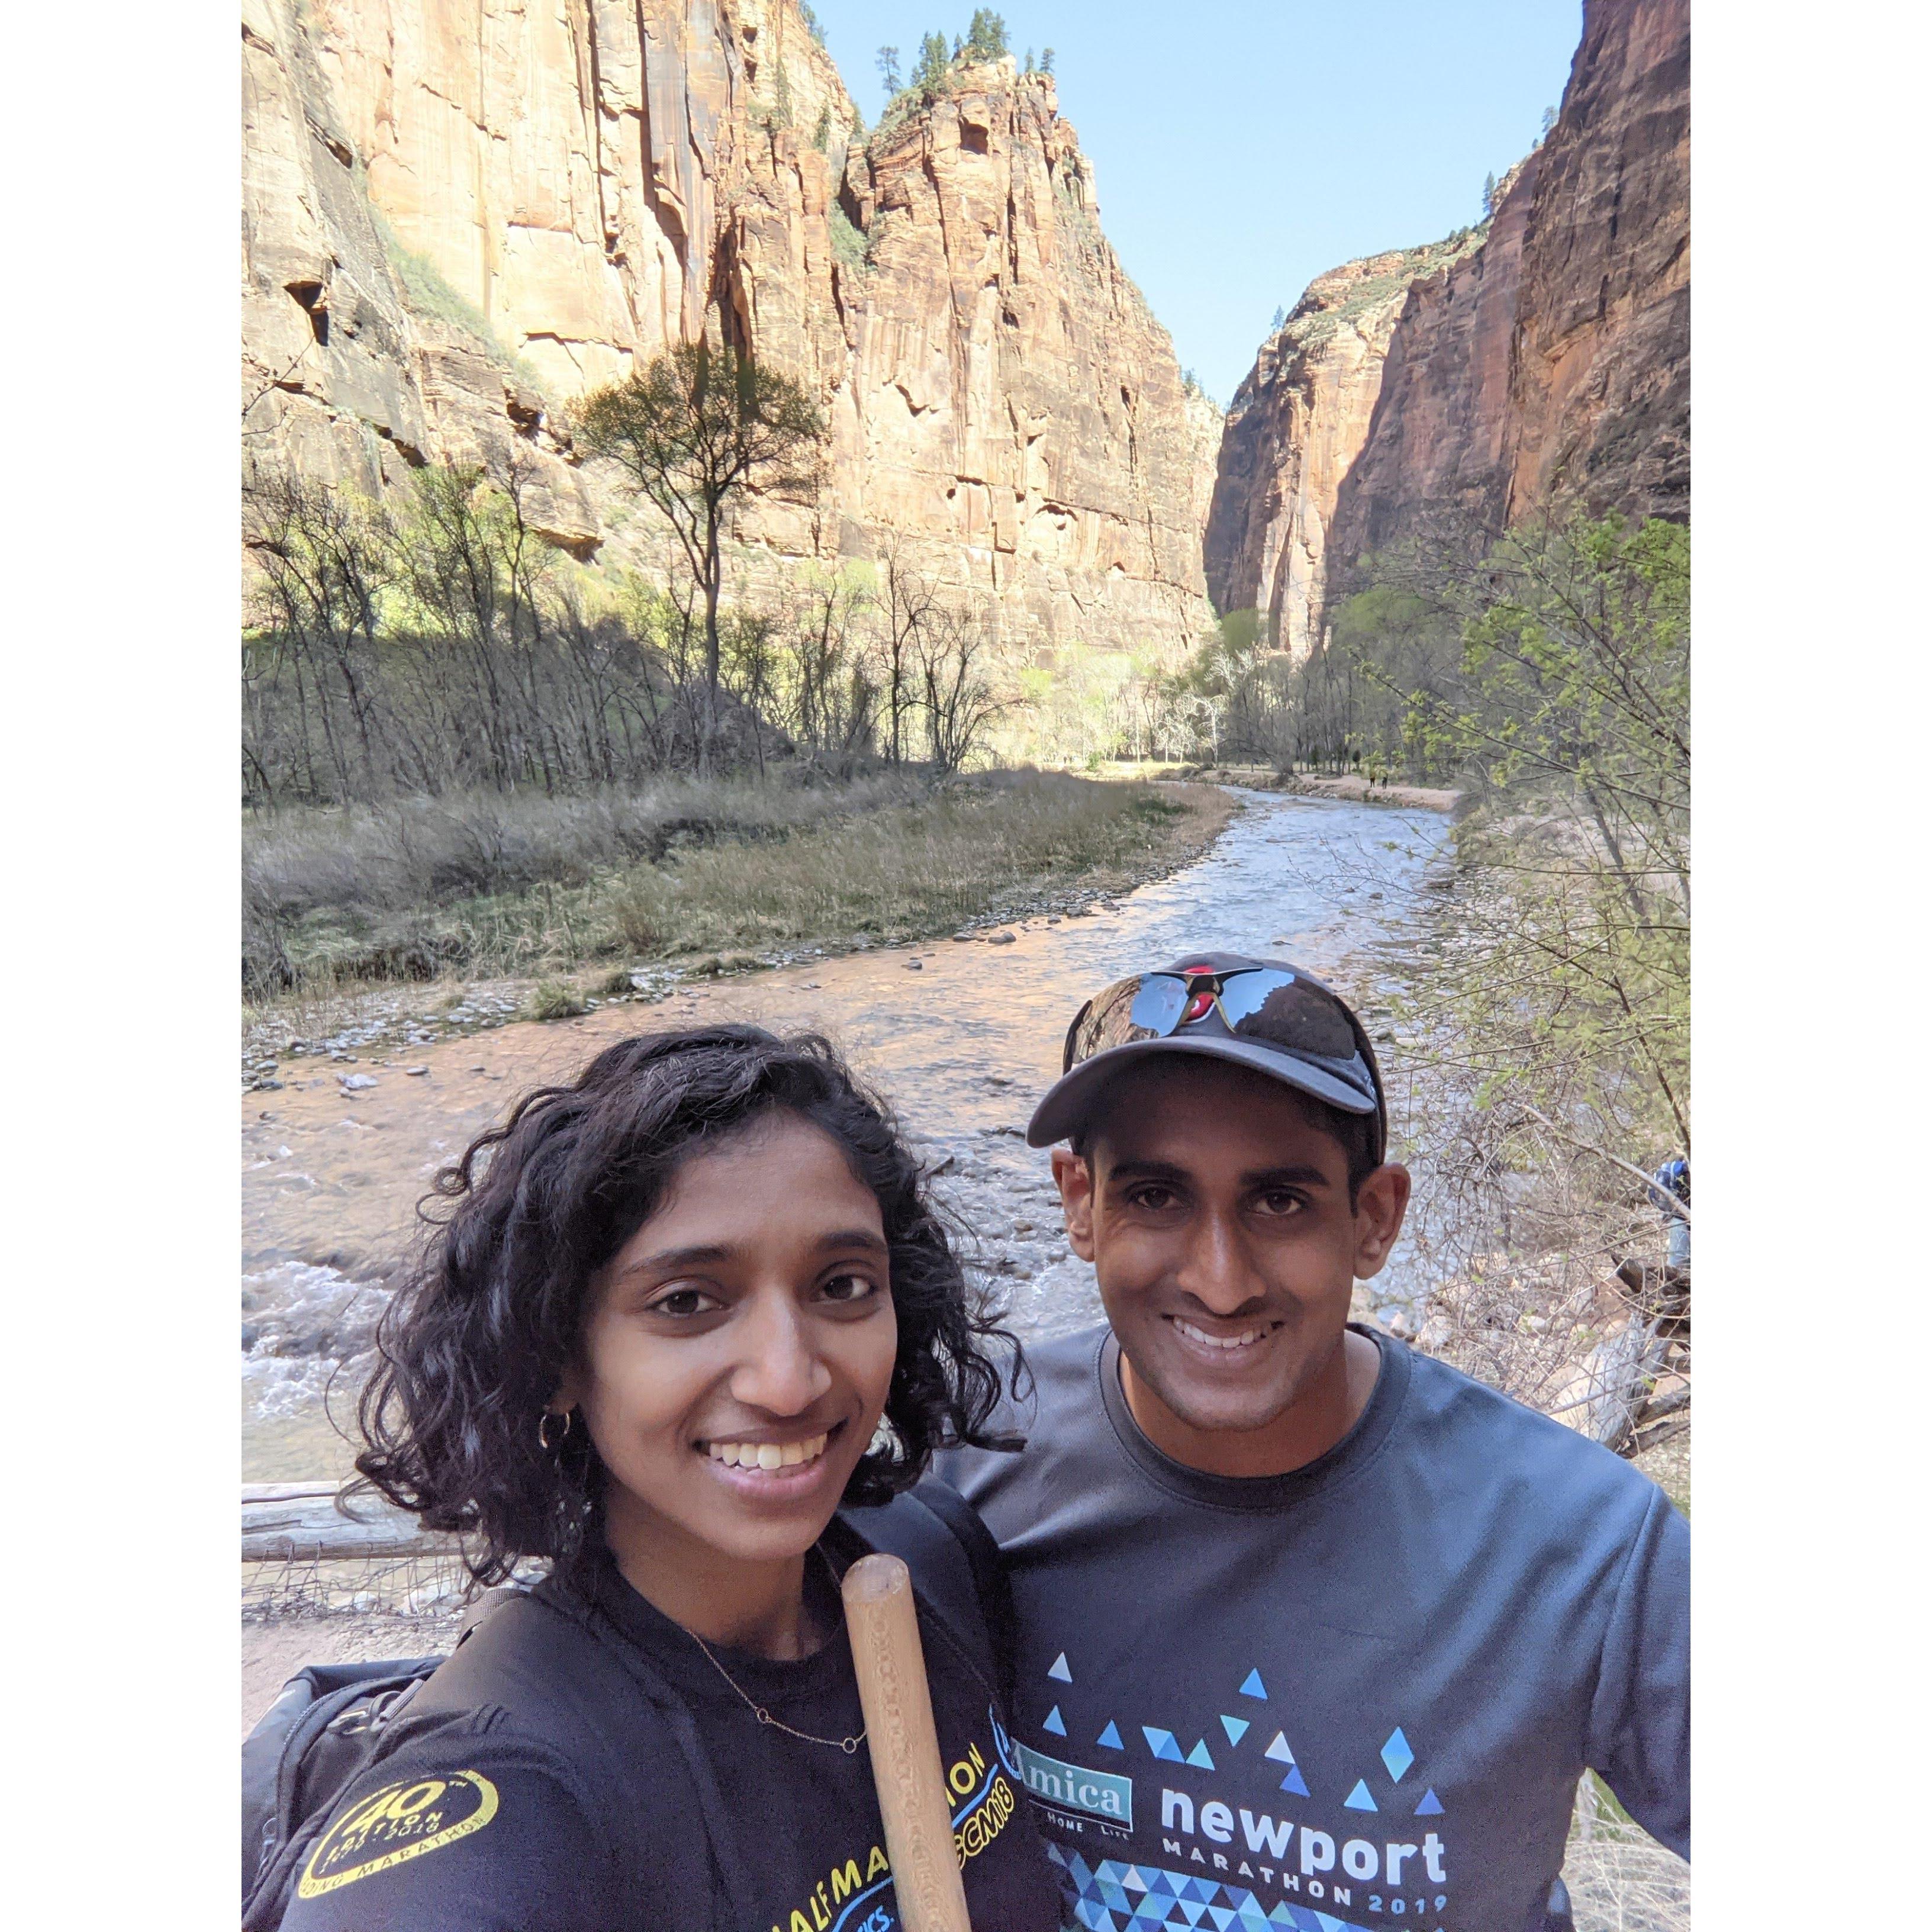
1218;971;1363;1062
1128;976;1190;1034
1065;975;1186;1069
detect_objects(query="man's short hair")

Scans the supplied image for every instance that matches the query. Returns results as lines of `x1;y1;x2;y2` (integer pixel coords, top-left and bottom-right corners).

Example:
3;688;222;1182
1069;1076;1383;1206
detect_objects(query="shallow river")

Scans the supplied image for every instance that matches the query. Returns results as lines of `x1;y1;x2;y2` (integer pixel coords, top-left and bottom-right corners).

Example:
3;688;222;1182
241;793;1449;1480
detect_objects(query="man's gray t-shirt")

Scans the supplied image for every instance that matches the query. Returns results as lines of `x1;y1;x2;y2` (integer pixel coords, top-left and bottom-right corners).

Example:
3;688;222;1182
941;1324;1688;1932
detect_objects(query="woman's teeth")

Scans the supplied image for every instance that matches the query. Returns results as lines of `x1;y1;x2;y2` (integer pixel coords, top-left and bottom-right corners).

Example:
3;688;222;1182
706;1432;830;1471
1174;1318;1267;1351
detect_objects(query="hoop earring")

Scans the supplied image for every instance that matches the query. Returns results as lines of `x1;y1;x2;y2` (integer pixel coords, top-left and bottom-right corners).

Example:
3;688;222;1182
537;1408;574;1453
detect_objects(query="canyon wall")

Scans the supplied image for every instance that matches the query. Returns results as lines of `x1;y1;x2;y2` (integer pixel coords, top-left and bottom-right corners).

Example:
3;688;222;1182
241;0;1210;651
1202;233;1481;658
1204;0;1689;654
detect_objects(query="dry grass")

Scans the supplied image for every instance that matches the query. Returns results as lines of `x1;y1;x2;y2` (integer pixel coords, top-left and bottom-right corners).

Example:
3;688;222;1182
1564;1777;1690;1931
243;773;1232;1013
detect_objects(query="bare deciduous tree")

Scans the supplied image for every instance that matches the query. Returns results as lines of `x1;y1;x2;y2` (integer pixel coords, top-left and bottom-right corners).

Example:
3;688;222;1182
575;343;825;773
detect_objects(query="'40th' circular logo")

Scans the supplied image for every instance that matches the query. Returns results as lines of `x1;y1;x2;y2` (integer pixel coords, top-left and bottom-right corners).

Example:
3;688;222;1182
298;1771;500;1898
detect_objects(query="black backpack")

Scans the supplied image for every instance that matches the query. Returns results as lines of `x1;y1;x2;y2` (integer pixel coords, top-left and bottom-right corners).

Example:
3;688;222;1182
240;1480;1011;1928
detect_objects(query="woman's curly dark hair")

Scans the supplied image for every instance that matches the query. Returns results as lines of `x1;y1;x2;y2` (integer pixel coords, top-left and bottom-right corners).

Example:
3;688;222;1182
353;1025;1020;1585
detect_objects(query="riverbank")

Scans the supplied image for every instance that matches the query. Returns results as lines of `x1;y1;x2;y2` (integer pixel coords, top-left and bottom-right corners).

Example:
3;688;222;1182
243;774;1237;1076
1186;764;1462;813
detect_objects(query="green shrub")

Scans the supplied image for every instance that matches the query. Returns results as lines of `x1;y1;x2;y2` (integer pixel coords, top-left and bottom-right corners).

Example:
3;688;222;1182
526;979;588;1022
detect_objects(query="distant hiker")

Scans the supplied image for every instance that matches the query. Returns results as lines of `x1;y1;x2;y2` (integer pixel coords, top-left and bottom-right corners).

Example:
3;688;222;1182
941;955;1689;1932
1651;1155;1691;1273
259;1028;1060;1932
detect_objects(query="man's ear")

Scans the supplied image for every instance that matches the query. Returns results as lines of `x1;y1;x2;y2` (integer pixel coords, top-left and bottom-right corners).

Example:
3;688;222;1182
1051;1146;1097;1263
1350;1163;1412;1279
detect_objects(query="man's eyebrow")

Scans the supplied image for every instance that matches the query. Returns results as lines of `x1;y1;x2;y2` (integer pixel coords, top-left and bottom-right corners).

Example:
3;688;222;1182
1103;1160;1192;1184
1102;1160;1334;1187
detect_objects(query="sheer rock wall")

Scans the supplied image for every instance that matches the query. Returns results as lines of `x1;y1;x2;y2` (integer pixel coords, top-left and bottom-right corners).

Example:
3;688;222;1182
1203;0;1689;653
1202;235;1483;659
240;1;1209;651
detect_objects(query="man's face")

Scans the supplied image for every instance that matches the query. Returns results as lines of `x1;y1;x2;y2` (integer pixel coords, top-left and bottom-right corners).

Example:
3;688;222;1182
1052;1057;1409;1440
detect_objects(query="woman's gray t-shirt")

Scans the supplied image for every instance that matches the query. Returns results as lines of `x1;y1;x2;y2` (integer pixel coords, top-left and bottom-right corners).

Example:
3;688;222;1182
941;1325;1688;1932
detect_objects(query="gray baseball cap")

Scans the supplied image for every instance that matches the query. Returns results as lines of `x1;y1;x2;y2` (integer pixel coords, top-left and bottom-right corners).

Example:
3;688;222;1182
1026;952;1386;1160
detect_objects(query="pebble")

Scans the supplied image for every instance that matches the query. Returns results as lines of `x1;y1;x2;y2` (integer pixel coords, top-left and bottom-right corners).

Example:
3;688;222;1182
905;959;923;971
339;1073;378;1091
988;931;1017;946
403;1066;430;1077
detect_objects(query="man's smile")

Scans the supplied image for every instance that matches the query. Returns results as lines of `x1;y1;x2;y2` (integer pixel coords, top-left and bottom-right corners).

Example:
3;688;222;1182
1168;1315;1283;1355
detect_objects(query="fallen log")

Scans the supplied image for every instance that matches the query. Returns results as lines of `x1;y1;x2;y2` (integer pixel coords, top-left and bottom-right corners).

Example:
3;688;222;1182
242;1484;456;1563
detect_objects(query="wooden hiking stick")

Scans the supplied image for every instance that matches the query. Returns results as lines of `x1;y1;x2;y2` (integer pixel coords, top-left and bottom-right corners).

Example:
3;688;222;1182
842;1554;974;1932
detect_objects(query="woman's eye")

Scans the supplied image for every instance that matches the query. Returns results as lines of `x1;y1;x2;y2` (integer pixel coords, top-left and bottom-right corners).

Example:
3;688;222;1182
819;1273;879;1305
646;1286;720;1319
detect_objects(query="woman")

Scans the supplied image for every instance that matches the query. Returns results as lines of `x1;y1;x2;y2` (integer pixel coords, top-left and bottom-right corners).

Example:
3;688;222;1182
272;1026;1062;1932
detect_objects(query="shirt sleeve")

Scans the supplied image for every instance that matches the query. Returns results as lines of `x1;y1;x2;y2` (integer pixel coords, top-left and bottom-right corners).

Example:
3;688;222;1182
278;1728;611;1932
1585;1483;1690;1857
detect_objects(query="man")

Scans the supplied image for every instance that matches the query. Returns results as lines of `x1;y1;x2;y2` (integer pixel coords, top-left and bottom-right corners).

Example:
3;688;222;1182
941;954;1688;1932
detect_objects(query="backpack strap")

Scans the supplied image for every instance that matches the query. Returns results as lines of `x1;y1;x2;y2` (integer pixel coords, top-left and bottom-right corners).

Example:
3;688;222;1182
841;1476;1017;1711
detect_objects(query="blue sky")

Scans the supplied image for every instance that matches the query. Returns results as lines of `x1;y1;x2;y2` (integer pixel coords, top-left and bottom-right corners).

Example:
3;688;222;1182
803;1;1582;404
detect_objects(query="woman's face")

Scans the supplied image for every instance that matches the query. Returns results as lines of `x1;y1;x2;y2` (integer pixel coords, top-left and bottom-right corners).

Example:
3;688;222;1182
561;1112;899;1572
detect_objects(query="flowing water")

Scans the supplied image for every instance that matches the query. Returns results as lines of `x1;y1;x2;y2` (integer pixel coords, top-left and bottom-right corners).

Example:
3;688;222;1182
240;792;1450;1481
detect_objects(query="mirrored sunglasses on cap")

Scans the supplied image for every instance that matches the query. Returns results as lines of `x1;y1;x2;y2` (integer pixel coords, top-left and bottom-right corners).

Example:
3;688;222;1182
1031;959;1386;1157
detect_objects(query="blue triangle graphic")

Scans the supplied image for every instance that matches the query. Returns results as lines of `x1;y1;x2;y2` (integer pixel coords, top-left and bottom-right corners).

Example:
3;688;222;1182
1097;1720;1123;1750
1278;1764;1309;1796
1186;1738;1216;1769
1415;1786;1445;1816
1143;1725;1185;1763
1263;1731;1295;1764
1219;1714;1250;1746
1048;1651;1073;1683
1043;1704;1067;1737
1239;1669;1268;1700
1343;1778;1377;1811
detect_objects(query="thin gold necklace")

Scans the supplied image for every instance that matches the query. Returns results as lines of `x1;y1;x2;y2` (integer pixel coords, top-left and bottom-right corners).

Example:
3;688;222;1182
682;1550;865;1755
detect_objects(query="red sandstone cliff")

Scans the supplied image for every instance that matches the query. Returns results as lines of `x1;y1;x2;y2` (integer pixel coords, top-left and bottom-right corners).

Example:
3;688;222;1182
240;0;1210;651
1205;0;1688;651
1202;232;1483;656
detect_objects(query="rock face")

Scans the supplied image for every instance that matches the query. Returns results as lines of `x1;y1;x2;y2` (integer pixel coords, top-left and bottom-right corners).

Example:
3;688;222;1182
1500;0;1690;521
1205;0;1689;652
832;69;1212;648
1203;234;1481;657
241;1;1210;651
